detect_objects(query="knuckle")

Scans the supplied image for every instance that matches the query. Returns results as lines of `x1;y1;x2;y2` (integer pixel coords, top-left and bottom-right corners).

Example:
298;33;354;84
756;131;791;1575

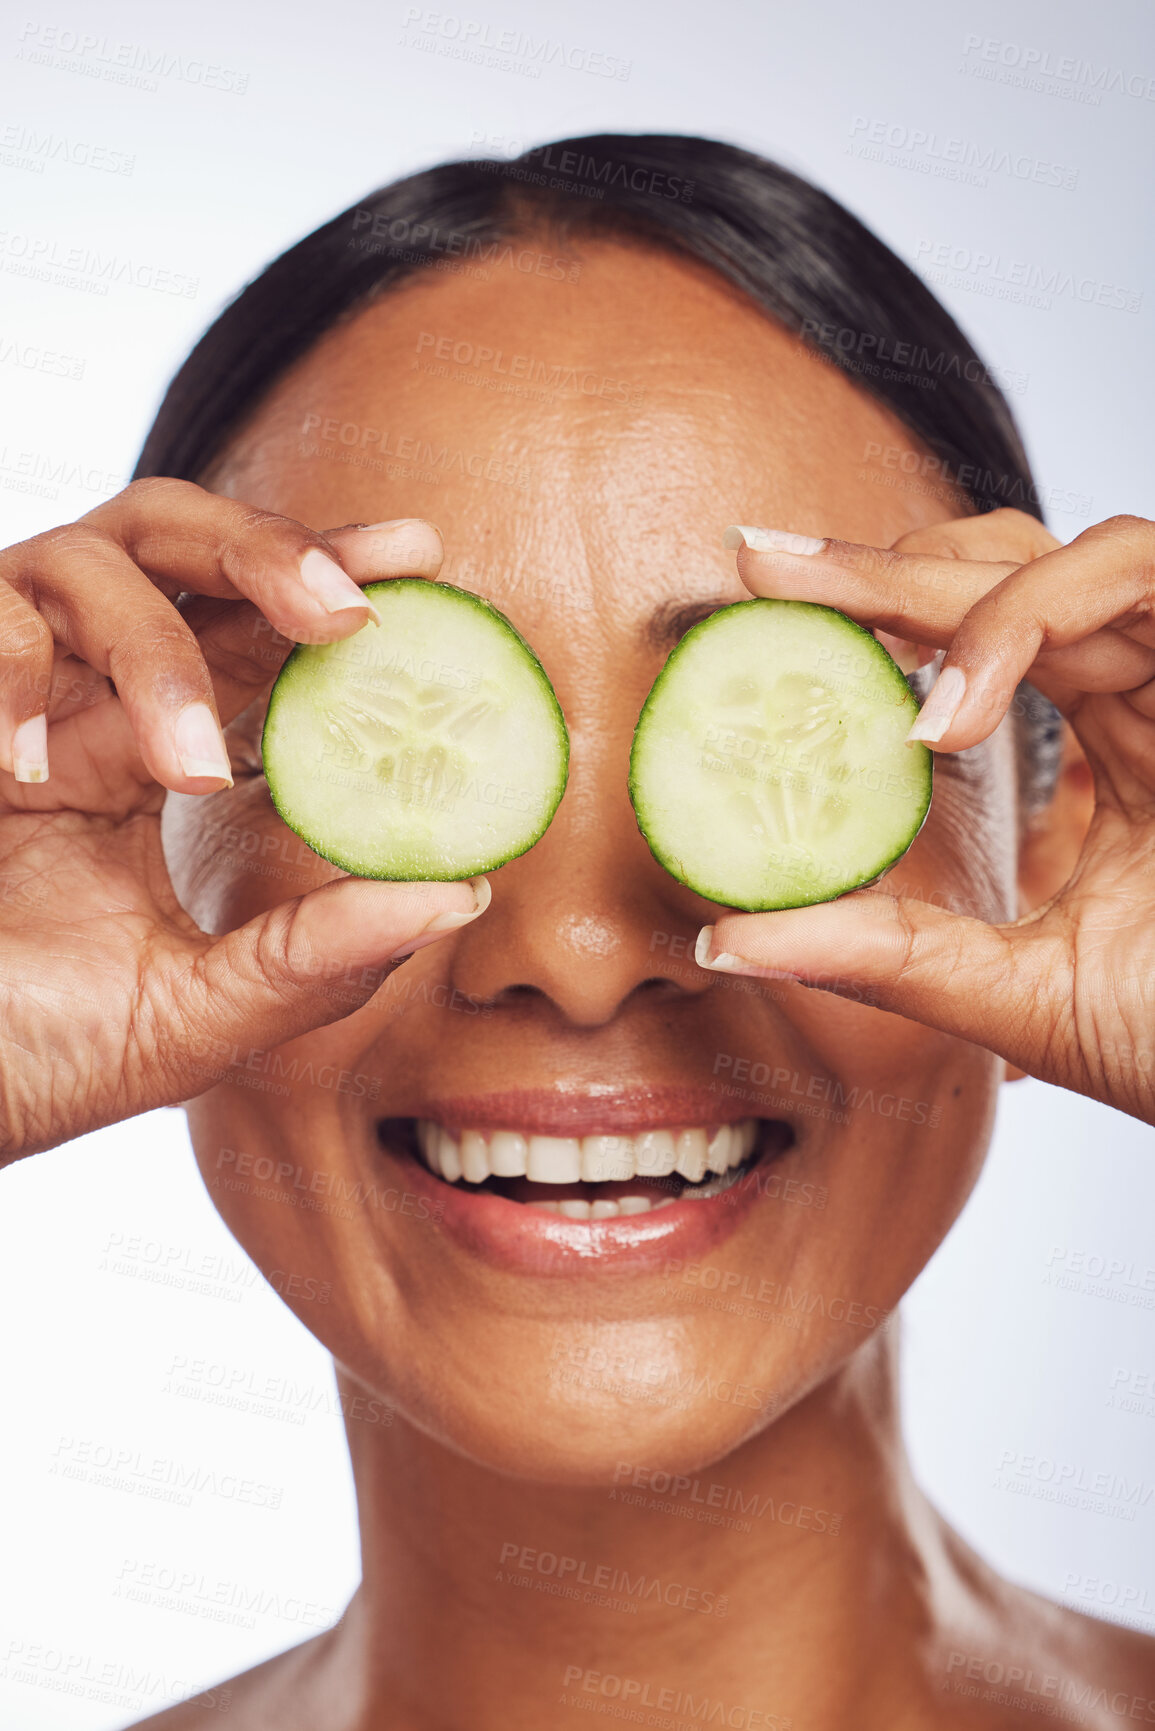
108;611;204;690
215;508;321;591
1099;513;1152;543
119;475;204;509
80;475;205;531
0;609;52;663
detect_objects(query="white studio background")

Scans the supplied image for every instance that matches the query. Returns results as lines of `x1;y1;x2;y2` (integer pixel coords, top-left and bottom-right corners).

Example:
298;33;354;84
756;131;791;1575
1;0;1153;1722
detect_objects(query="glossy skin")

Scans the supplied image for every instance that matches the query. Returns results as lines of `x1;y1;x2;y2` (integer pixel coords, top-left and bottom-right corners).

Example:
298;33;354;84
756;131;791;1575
0;242;1151;1728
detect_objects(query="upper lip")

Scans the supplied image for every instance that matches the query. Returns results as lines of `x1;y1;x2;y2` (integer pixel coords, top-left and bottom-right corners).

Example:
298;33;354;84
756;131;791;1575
395;1086;790;1138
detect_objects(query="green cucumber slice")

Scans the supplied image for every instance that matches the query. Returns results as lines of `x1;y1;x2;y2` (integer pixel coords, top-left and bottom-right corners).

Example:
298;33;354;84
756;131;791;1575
262;578;569;880
628;599;932;911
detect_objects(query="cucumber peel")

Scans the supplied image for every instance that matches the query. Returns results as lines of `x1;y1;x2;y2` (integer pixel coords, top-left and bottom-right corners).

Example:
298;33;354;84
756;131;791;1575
262;578;569;880
628;598;932;911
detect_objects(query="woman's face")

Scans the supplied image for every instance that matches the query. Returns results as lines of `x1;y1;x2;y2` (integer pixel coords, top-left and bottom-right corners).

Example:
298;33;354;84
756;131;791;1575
167;241;1017;1483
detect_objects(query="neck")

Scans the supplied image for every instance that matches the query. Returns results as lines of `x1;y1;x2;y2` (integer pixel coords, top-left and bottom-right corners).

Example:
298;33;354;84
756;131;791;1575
324;1328;973;1730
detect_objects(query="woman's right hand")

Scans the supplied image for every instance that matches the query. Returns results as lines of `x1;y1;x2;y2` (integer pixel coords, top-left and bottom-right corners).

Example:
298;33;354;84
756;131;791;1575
0;478;488;1166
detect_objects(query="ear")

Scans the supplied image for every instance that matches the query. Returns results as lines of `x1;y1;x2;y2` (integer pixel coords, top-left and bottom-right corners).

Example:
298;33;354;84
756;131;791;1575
1003;720;1095;1083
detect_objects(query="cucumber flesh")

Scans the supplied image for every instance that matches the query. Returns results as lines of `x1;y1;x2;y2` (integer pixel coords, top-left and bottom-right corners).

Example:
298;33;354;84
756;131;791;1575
628;599;932;911
262;579;569;880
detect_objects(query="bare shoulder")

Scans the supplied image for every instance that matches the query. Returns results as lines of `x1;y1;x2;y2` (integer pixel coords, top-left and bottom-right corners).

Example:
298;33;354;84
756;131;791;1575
120;1631;332;1731
934;1536;1155;1728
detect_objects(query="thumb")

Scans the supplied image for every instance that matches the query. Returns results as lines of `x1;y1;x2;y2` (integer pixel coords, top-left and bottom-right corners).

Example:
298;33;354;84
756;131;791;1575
696;890;1046;1058
172;875;489;1094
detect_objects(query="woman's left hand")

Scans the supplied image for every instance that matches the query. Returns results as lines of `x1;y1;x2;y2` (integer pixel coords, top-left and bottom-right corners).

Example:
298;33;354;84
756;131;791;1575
698;509;1155;1126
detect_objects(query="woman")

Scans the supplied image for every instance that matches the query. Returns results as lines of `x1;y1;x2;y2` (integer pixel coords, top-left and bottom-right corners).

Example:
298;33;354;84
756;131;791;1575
2;135;1152;1728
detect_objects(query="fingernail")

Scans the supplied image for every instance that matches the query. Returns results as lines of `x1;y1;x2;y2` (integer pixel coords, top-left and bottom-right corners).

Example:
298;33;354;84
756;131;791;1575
300;548;382;624
694;925;747;973
12;714;49;783
389;876;491;961
174;702;234;786
906;664;966;744
695;924;804;982
723;525;826;556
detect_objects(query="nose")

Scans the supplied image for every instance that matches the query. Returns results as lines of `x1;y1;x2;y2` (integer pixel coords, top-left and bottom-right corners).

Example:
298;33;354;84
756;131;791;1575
446;719;717;1028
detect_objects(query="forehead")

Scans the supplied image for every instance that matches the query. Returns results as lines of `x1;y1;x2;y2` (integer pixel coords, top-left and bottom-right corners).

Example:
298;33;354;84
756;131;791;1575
211;240;966;596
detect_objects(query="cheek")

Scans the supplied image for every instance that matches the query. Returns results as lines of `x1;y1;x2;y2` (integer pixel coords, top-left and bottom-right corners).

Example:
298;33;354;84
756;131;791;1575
888;726;1019;923
163;778;338;932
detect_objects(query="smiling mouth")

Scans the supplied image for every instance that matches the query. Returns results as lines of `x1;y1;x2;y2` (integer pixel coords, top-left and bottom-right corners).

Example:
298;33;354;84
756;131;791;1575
377;1117;793;1220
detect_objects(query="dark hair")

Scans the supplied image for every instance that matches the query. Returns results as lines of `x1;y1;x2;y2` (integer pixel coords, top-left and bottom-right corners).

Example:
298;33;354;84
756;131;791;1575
135;132;1061;810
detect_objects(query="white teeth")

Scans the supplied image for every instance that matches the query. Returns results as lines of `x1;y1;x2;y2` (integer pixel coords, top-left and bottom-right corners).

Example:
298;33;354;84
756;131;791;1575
558;1198;591;1220
675;1128;710;1183
707;1124;734;1174
526;1136;582;1184
460;1130;489;1185
438;1128;462;1184
489;1130;527;1176
635;1129;677;1177
413;1118;759;1190
580;1135;633;1183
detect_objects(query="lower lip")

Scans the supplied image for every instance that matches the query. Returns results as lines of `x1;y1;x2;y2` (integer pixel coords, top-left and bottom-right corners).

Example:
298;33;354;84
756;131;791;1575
376;1130;784;1278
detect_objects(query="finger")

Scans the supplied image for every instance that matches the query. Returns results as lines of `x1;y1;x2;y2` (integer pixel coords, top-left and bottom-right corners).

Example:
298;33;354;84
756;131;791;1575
877;509;1064;674
0;578;55;782
170;876;491;1098
1;516;443;796
323;518;444;581
30;479;395;645
723;516;1155;753
891;506;1062;564
4;534;236;794
176;520;447;725
723;523;1018;647
903;516;1155;750
695;892;1062;1077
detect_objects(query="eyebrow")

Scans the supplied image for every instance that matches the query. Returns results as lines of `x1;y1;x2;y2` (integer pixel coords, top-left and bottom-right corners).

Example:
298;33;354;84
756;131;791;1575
643;597;734;653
